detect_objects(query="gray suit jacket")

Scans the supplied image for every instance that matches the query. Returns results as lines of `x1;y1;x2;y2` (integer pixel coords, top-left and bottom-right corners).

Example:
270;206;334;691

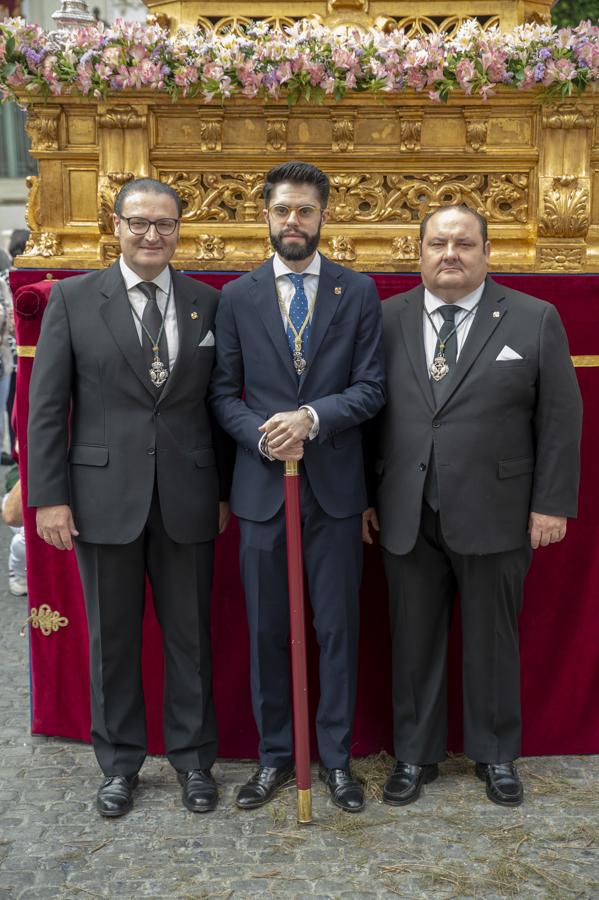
28;262;224;544
374;277;582;556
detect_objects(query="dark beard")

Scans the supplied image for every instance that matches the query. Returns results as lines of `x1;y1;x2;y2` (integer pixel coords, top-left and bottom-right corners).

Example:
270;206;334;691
270;225;321;261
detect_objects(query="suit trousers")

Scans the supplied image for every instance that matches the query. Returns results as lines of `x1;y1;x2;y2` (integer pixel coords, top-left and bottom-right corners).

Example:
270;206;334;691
75;486;217;776
383;502;532;765
238;474;362;770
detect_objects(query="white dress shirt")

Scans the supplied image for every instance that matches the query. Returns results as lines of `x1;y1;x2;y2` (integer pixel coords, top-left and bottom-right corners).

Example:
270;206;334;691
119;256;179;371
259;252;321;459
423;281;485;371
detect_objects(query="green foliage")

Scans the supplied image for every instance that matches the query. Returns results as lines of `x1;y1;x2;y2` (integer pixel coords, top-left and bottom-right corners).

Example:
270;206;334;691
552;0;599;29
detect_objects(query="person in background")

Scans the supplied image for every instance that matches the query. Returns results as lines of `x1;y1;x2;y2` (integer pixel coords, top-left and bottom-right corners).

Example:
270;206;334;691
2;464;26;597
0;249;15;466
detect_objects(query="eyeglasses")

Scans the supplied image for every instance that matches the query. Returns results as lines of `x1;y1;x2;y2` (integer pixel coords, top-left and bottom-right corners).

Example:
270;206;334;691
120;216;180;236
267;205;323;224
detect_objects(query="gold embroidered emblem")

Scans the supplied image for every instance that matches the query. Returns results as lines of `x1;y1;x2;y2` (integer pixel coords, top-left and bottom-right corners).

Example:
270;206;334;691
21;604;69;637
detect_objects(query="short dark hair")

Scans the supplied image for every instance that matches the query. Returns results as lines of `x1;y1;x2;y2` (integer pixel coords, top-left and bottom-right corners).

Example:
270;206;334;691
8;229;30;259
420;205;488;244
114;177;183;218
263;161;330;208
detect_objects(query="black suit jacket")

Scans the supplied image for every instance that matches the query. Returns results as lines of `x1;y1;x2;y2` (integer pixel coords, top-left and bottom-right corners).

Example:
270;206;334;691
373;277;583;556
28;262;227;544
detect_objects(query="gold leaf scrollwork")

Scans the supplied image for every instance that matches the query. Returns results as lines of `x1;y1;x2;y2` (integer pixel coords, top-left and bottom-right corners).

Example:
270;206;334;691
23;233;63;259
539;246;585;271
20;604;69;638
542;105;593;130
399;119;422;152
196;235;225;261
332;117;355;152
266;118;288;152
466;120;488;151
25;175;41;231
25;108;59;151
329;235;357;261
101;243;120;263
200;118;223;152
99;106;146;129
329;174;387;222
391;236;420;260
263;238;275;260
486;174;528;223
160;172;264;223
97;172;134;235
539;177;590;238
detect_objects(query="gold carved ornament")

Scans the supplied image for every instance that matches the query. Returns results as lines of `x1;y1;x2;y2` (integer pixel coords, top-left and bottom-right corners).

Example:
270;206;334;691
21;604;69;637
160;172;264;223
539;177;590;239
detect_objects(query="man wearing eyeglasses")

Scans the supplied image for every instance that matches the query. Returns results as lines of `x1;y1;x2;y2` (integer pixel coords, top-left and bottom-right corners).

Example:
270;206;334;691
28;177;231;818
210;161;385;813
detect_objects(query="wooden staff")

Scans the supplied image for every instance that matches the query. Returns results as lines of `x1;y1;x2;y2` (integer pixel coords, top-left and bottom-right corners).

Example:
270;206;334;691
283;459;312;824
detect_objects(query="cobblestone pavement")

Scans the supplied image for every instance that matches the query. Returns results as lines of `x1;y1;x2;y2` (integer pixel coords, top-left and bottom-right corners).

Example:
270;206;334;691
0;520;598;899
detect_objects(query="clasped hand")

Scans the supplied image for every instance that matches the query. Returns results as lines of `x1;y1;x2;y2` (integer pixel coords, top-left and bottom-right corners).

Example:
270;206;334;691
259;409;313;461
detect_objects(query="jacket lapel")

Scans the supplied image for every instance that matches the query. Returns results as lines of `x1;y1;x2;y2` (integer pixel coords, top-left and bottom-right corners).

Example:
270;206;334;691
251;260;297;384
99;262;156;399
157;269;205;404
299;256;344;388
436;277;507;410
397;285;435;411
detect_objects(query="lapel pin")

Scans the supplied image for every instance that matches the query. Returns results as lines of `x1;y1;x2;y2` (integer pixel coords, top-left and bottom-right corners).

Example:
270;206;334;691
334;286;342;295
493;311;501;318
191;311;198;319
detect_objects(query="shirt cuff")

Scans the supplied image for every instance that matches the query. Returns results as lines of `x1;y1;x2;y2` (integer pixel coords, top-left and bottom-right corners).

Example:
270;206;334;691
300;405;319;440
258;433;275;461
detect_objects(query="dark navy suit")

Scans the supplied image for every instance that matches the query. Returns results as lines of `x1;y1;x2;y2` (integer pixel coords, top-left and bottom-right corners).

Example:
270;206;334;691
210;255;385;768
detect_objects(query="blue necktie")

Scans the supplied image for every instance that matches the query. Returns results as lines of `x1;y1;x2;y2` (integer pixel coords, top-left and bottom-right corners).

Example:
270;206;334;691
286;273;310;371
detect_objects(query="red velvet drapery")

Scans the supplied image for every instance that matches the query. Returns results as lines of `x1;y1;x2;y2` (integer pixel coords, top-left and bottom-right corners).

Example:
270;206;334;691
11;269;599;757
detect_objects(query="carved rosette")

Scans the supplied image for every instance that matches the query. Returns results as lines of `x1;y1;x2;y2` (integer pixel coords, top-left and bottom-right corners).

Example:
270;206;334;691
199;117;223;152
23;233;63;259
195;235;225;261
329;235;357;261
331;115;355;152
391;236;419;260
538;246;585;271
542;105;593;130
98;172;134;235
399;118;421;152
98;106;146;129
25;108;60;151
465;120;488;151
539;177;590;238
25;175;41;231
266;117;288;152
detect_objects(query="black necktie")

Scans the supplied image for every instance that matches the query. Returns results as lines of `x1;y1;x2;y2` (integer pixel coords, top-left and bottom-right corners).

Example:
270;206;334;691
425;304;462;510
138;281;169;390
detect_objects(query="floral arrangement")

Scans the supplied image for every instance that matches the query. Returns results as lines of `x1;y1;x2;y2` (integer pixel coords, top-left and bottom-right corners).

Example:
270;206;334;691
0;16;597;105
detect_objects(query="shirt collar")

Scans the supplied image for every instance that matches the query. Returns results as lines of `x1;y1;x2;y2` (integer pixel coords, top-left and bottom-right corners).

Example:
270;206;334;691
424;280;485;315
119;256;171;295
273;251;321;280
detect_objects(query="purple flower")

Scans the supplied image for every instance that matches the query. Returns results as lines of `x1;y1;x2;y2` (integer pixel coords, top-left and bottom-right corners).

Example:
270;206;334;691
533;63;545;80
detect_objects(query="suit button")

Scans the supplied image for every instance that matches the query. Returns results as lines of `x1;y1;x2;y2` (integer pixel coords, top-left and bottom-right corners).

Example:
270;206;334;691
432;421;441;428
147;447;156;455
418;463;427;471
154;409;160;416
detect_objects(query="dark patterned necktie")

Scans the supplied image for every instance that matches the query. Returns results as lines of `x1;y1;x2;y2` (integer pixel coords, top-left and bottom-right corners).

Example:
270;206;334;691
138;281;169;390
286;273;311;373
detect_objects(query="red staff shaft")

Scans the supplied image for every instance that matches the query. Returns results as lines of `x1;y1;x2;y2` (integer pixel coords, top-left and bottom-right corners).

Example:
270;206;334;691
283;459;312;824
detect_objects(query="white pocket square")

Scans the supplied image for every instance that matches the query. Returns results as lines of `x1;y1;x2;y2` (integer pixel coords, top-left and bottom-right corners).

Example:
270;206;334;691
496;345;523;361
199;330;215;348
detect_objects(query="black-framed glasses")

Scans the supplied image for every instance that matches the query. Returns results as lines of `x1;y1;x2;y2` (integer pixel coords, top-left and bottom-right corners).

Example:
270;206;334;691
267;204;324;224
120;216;180;236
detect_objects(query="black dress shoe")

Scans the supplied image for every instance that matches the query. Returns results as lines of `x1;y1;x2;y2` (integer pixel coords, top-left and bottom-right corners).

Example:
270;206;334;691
236;763;295;809
178;769;218;813
383;761;439;806
319;766;364;813
475;762;523;807
96;774;139;817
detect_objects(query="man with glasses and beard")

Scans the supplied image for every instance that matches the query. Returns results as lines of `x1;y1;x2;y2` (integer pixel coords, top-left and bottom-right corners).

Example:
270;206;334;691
28;177;231;817
210;162;385;813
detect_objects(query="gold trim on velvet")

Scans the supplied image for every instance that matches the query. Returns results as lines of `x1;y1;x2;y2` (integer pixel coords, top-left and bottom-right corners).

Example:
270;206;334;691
572;356;599;367
21;604;69;637
17;345;36;357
